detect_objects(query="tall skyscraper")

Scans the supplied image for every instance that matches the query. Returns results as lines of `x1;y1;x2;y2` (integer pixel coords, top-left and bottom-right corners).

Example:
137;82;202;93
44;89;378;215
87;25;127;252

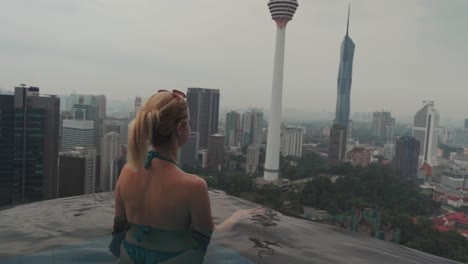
329;6;356;166
465;118;468;129
103;117;130;146
111;145;127;191
281;126;304;158
264;0;299;181
179;132;199;170
69;94;106;153
100;132;121;192
58;147;96;198
0;86;60;204
61;119;95;152
383;143;396;161
394;136;420;179
246;144;260;175
241;111;264;147
207;134;224;171
225;111;242;147
372;111;395;138
187;88;220;149
412;101;440;167
333;6;355;129
0;94;15;205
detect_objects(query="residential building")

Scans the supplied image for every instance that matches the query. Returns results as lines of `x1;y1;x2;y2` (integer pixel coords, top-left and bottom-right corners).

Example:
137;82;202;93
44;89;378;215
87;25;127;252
383;143;395;161
372;111;395;138
241;111;264;147
347;147;372;168
225;111;242;147
281;126;304;158
246;144;260;175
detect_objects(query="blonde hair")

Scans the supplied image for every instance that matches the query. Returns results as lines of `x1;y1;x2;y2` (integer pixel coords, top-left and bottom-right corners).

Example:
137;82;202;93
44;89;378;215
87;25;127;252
128;92;188;170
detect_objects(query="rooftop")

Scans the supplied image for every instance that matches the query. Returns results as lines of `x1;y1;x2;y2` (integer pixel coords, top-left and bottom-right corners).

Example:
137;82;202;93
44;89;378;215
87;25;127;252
0;191;461;263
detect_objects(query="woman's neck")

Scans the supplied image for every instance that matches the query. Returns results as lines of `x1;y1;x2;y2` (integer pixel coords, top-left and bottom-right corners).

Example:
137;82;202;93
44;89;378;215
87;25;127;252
152;145;178;163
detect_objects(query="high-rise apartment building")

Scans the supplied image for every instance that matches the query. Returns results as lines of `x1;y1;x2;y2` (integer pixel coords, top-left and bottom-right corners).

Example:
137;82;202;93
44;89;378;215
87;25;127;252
383;143;395;161
241;111;264;147
0;86;60;204
394;136;420;179
179;132;199;170
329;6;355;166
207;134;224;170
61;119;95;152
412;101;440;167
246;144;260;175
281;126;304;158
225;111;242;147
372;111;395;138
187;88;220;149
58;147;96;198
100;132;121;192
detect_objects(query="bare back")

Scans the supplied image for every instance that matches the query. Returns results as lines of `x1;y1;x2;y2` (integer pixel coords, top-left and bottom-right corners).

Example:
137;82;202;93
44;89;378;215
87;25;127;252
116;158;212;231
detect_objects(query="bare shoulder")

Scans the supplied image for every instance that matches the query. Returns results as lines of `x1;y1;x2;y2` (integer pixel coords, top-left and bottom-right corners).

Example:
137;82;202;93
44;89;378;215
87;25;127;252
116;164;137;186
181;172;208;190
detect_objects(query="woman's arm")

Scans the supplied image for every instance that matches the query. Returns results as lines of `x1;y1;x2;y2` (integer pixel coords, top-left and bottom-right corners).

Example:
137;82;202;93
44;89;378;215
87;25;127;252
109;172;128;257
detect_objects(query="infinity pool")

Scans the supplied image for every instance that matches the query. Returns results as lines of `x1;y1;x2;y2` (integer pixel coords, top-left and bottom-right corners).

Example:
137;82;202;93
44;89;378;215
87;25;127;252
0;191;460;263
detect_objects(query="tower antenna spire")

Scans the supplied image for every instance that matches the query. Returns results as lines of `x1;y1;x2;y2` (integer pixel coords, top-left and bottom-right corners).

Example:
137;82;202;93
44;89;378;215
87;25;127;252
346;2;351;36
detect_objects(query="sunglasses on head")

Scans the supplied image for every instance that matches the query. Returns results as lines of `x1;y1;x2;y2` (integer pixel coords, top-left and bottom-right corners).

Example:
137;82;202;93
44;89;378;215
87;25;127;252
158;89;186;99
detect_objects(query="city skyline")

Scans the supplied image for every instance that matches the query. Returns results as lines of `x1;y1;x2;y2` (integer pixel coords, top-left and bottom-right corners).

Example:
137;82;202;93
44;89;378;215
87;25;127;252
1;0;467;121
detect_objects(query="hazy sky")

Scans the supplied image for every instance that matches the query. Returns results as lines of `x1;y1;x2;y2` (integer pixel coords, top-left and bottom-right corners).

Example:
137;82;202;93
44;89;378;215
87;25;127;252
1;0;467;122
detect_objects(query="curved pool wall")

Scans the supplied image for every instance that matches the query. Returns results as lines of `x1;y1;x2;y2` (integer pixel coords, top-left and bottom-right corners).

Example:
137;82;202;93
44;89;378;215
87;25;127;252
0;191;461;264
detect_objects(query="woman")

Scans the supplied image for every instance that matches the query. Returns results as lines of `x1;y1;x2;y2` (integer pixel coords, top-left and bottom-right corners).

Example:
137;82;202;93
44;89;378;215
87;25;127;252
110;90;261;263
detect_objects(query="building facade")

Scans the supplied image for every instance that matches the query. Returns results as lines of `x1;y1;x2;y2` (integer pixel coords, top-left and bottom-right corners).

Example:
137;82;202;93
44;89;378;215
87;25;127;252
329;7;355;166
0;86;60;204
412;101;440;167
394;136;420;179
281;126;304;158
100;132;121;192
61;119;95;152
225;111;242;147
383;143;395;161
58;147;96;198
179;132;199;170
347;147;371;168
103;117;129;146
207;134;224;170
187;88;220;149
246;144;260;175
372;111;395;138
69;94;106;153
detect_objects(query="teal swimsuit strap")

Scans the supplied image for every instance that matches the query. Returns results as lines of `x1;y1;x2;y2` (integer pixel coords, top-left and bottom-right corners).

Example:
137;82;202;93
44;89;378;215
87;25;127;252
145;151;180;169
